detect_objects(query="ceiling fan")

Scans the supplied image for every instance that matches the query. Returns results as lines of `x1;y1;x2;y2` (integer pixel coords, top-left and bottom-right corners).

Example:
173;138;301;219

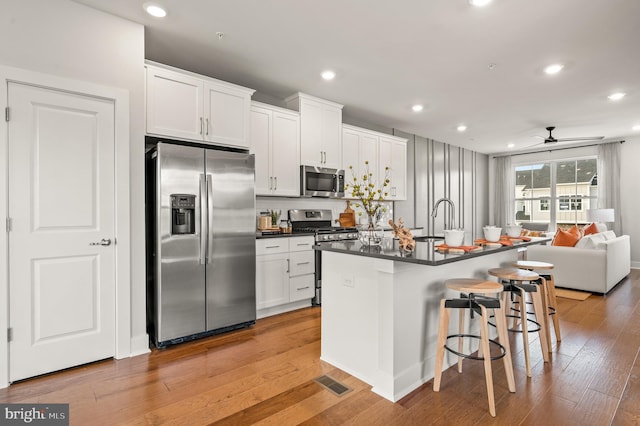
534;126;605;145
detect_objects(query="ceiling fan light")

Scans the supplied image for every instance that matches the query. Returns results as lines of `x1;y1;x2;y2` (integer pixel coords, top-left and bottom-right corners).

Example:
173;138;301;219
608;92;626;101
544;64;564;75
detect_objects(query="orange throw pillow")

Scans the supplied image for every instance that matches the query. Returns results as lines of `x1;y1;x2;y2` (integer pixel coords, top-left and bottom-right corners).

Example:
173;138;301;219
568;224;582;238
552;228;580;247
583;222;599;235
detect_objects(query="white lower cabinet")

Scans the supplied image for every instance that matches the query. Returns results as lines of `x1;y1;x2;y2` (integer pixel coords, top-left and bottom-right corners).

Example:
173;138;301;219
256;236;315;318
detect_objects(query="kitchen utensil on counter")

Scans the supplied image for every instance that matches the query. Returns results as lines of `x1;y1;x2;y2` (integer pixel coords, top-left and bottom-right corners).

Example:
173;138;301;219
338;200;356;227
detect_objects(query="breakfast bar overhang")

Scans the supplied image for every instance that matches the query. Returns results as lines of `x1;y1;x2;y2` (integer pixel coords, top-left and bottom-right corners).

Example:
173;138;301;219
315;237;549;402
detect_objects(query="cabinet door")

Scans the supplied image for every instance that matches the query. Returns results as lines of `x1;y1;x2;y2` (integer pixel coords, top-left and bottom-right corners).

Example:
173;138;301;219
289;274;315;302
322;106;343;169
342;129;360;198
299;98;324;166
250;106;273;195
204;82;251;148
289;251;315;276
391;140;407;200
271;110;300;196
256;253;289;309
379;136;407;200
146;66;204;141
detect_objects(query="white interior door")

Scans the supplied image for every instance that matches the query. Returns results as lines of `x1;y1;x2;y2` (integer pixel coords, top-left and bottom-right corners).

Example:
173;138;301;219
7;82;116;382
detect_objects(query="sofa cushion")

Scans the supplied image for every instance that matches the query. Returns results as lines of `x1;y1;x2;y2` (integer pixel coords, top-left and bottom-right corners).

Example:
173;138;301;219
602;230;617;240
552;228;580;247
575;233;606;249
583;222;600;235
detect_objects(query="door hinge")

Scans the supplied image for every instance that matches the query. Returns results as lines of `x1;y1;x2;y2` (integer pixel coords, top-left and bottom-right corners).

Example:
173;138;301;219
6;217;11;232
5;107;9;122
7;328;12;342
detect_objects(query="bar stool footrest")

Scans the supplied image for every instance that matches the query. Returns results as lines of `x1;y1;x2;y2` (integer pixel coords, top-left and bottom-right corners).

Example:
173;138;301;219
444;334;507;361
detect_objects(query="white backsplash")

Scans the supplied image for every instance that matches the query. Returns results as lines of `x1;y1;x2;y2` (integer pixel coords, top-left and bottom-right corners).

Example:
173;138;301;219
256;197;393;227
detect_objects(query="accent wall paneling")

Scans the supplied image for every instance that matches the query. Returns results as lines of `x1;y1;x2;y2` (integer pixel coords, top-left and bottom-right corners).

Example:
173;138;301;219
395;131;488;240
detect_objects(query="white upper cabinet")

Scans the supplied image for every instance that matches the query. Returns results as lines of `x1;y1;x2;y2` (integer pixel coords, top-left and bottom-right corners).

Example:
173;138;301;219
379;135;407;200
146;62;255;149
341;124;407;201
250;102;300;196
285;93;343;169
342;125;379;198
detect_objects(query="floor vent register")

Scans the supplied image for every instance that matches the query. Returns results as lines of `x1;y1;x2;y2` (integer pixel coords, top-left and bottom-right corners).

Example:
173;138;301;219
313;375;352;397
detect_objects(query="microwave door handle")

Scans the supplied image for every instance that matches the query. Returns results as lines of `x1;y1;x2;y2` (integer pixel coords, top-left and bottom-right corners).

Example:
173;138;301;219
207;174;214;264
199;173;207;265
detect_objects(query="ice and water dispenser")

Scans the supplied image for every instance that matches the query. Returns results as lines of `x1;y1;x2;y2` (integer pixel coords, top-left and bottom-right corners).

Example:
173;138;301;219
170;194;196;235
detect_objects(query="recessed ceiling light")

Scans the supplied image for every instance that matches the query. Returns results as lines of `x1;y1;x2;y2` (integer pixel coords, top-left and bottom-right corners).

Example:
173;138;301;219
507;143;515;149
321;70;336;81
544;64;564;75
143;2;167;18
412;104;424;112
633;124;640;131
457;125;467;132
469;0;492;6
608;92;626;101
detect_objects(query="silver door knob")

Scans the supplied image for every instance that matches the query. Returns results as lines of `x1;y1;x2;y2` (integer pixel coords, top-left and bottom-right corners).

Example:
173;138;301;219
90;238;112;246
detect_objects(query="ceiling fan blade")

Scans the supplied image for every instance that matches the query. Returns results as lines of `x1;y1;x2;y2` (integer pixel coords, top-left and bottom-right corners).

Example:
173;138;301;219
556;136;605;142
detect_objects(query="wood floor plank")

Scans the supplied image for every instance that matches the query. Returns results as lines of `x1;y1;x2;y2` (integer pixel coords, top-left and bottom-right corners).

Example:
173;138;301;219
1;274;640;425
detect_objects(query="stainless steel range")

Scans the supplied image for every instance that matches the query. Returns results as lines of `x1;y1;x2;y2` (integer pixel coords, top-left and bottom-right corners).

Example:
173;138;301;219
289;209;358;305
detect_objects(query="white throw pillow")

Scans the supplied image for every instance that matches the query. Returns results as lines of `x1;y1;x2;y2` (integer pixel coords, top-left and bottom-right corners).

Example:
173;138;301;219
575;233;606;249
602;230;617;240
595;222;608;232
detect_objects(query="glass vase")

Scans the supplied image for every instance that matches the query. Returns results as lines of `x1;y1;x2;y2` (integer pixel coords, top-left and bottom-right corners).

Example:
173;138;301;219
359;215;384;246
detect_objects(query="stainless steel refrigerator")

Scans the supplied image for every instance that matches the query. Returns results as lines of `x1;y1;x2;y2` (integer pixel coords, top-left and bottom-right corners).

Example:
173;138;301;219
146;141;256;347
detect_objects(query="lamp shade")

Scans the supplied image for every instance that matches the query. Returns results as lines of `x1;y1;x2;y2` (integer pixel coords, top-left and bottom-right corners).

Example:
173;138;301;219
586;208;614;223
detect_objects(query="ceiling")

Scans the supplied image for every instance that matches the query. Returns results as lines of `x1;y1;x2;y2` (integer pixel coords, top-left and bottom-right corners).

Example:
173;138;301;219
72;0;640;154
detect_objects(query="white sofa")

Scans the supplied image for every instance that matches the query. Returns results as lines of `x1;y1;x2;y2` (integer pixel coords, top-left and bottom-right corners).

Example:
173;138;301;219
526;233;631;294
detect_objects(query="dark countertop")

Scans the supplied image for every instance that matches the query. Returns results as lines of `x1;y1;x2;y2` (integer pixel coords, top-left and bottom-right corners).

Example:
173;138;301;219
256;231;315;239
314;237;550;266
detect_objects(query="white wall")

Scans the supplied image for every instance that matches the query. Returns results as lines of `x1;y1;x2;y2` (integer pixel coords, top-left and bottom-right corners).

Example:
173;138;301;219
620;136;640;268
0;0;148;378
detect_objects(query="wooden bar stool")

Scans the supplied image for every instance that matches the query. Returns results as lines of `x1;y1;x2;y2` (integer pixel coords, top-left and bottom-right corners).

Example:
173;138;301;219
488;268;550;378
433;278;516;417
513;260;561;352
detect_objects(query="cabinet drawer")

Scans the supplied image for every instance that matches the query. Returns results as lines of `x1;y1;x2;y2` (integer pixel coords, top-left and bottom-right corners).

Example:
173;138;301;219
289;251;315;276
289;236;315;252
290;274;315;302
256;239;288;255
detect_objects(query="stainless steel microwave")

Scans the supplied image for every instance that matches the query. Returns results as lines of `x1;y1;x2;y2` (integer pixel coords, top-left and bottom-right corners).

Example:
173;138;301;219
300;165;345;198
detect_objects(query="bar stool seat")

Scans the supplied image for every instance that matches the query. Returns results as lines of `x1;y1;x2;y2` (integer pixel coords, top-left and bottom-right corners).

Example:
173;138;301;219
433;278;516;417
513;260;561;352
488;267;550;378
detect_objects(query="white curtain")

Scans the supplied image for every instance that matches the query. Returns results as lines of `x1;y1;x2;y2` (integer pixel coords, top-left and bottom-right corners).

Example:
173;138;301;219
597;142;622;235
493;155;514;228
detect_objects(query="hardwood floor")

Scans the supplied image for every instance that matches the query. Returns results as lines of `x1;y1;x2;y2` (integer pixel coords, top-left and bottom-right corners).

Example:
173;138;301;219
2;269;640;425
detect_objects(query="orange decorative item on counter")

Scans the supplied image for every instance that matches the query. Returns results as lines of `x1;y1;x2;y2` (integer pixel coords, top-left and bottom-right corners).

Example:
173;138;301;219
388;218;415;252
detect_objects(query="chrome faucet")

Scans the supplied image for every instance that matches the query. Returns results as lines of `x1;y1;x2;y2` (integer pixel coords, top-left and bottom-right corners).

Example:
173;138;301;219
431;197;456;230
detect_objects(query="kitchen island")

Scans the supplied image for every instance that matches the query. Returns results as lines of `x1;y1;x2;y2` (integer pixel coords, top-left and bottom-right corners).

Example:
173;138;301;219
315;237;549;402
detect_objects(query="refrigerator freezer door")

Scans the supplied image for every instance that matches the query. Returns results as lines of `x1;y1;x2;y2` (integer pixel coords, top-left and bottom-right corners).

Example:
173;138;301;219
156;143;206;342
205;150;256;330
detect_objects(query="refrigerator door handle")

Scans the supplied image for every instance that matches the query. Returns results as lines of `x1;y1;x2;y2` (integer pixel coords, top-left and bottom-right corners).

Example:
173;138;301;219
199;173;207;265
207;174;214;264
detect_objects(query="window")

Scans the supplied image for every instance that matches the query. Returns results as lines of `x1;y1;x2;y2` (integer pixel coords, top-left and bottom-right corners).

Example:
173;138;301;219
514;157;597;229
